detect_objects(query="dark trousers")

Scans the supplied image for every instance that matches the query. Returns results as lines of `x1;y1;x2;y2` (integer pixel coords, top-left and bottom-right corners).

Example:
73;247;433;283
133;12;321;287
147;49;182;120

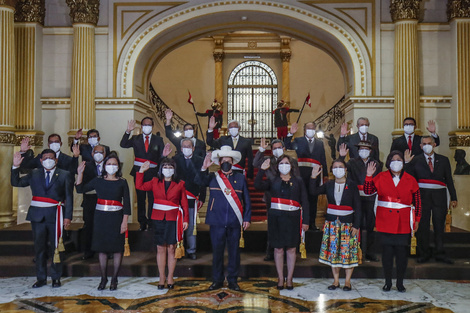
82;194;97;254
361;197;376;255
382;244;408;286
417;201;447;258
184;200;197;254
210;225;241;283
134;176;154;227
31;221;62;281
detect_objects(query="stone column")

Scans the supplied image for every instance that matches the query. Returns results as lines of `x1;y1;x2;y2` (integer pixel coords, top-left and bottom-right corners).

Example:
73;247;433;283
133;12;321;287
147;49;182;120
0;0;17;227
390;0;422;136
280;36;291;103
66;0;99;137
213;36;224;105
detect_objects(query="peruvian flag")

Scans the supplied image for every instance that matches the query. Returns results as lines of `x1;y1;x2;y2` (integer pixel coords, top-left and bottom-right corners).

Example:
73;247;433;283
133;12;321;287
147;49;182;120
188;91;194;105
305;93;311;107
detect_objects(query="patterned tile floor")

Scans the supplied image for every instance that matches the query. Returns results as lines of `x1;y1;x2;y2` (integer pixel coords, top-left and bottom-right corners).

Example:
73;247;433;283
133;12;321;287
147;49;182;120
0;277;468;312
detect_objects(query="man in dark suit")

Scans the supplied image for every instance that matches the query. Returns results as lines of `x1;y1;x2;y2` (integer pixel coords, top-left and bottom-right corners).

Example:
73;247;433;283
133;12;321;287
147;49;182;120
11;149;73;288
206;117;254;179
337;117;380;161
120;117;171;231
405;136;457;264
390;118;440;156
284;121;328;230
165;109;206;158
71;128;111;162
19;134;79;174
173;138;206;260
79;145;107;260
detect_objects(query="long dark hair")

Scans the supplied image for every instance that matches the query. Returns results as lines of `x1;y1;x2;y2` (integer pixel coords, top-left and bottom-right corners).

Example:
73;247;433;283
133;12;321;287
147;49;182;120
157;157;180;182
386;150;404;169
102;151;122;178
276;155;299;177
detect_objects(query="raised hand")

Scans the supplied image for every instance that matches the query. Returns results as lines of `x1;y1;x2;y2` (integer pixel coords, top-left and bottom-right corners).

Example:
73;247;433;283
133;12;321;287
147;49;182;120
202;152;213;170
339;143;349;157
165;109;173;126
426;120;436;134
127;120;136;133
162;143;172;157
260;138;268;150
72;144;80;157
311;165;322;178
77;161;86;174
139;161;150;173
404;149;414;163
290;122;299;135
75;128;83;140
340;122;349;136
366;162;376;177
261;158;270;170
13;151;24;167
209;116;216;130
20;137;31;153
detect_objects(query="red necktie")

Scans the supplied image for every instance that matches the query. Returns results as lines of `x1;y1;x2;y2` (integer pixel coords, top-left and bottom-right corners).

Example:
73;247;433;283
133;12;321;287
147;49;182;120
428;157;434;173
407;135;412;151
145;135;149;153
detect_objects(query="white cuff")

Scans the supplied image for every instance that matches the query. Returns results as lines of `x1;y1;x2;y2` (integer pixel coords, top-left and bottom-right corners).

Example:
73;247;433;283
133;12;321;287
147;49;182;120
287;133;293;137
431;133;438;138
207;129;213;133
73;139;79;144
258;146;266;153
12;165;19;169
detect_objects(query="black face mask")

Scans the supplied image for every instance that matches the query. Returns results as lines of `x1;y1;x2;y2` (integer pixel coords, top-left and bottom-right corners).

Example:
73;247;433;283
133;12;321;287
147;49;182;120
220;162;232;172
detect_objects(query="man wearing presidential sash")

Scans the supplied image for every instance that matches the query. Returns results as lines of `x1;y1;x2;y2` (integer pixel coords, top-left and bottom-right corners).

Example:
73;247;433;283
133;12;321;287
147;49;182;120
197;146;251;291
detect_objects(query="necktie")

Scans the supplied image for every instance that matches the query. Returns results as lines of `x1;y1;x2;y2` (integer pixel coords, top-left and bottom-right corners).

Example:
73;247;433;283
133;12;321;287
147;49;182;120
45;171;51;188
145;135;149;153
233;137;238;148
428;157;434;173
407;136;412;151
97;164;101;175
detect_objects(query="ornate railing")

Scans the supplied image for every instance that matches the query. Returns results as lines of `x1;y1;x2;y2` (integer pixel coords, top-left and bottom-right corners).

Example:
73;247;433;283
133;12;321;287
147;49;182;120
313;95;345;132
149;84;190;132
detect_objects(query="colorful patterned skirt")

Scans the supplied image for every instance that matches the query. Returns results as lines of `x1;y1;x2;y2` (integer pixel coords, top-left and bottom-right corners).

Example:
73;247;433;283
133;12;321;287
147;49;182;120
319;219;359;268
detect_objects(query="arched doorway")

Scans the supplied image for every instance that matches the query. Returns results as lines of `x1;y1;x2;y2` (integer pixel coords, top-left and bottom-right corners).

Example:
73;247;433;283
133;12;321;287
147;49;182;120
227;61;278;140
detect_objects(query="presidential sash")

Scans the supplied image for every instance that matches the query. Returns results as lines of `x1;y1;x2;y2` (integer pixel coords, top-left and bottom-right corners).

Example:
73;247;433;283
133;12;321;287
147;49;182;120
214;170;244;225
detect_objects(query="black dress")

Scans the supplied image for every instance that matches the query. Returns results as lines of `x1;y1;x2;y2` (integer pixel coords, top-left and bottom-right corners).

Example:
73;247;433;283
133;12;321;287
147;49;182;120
254;169;309;248
77;177;131;253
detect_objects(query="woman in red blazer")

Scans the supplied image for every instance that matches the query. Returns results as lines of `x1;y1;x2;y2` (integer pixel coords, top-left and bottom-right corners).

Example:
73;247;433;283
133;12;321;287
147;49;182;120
364;151;421;293
137;158;188;290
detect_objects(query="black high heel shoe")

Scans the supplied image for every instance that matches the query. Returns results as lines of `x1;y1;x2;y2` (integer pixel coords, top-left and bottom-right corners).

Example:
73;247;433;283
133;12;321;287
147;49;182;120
382;284;392;292
97;278;108;291
396;284;406;293
109;278;118;291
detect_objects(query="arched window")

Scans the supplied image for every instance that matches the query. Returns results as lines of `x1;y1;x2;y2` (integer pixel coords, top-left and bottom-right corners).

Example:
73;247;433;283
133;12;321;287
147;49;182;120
227;61;278;139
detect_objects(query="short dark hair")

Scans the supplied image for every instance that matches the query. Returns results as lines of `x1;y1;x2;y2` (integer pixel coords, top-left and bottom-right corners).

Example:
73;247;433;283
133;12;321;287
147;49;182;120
276;155;299;177
41;149;56;158
385;150;404;169
157;157;180;182
183;123;194;130
87;129;100;138
141;116;154;126
48;133;61;143
271;139;285;148
331;158;347;169
403;117;416;125
102;152;122;178
303;122;316;131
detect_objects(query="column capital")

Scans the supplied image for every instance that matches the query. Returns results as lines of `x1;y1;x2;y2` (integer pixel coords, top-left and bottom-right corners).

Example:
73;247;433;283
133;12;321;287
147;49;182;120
390;0;422;22
213;51;224;62
447;0;470;20
280;51;291;62
14;0;45;25
66;0;99;25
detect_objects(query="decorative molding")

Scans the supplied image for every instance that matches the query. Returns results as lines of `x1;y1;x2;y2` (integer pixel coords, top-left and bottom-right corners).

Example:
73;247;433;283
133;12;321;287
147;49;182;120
390;0;422;22
43;26;108;35
381;23;450;31
450;135;470;147
66;0;99;25
0;132;16;145
14;133;43;146
14;0;45;24
0;0;15;7
213;51;224;62
447;0;470;20
280;51;291;62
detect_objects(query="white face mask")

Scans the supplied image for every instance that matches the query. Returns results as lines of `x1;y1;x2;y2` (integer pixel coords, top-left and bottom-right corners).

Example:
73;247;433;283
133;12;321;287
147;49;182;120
390;160;403;172
88;137;99;146
105;165;119;175
423;144;433;155
272;148;284;158
142;125;153;135
359;125;369;134
42;158;56;170
332;167;346;179
184;129;194;138
278;163;291;175
306;129;315;138
49;142;61;153
404;125;415;135
229;127;239;137
182;148;193;157
162;168;174;178
358;149;370;160
93;152;104;163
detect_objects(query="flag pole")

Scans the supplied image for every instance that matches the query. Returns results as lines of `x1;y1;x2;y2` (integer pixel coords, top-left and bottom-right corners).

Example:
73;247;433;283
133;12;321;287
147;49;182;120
296;92;310;123
188;91;205;142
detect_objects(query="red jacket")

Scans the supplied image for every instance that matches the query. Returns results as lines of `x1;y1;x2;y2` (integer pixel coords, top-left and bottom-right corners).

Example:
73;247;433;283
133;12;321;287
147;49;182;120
136;173;189;222
365;171;421;234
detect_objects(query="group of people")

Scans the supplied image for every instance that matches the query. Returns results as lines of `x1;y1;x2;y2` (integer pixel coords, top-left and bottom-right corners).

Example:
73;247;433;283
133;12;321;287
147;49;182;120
10;108;457;294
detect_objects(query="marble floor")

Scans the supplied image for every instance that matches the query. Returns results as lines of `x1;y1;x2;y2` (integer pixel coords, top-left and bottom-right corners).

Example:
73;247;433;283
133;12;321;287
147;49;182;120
0;277;468;312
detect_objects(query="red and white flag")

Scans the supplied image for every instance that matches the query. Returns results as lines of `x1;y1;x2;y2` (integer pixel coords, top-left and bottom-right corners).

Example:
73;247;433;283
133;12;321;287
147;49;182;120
305;93;311;107
188;91;194;105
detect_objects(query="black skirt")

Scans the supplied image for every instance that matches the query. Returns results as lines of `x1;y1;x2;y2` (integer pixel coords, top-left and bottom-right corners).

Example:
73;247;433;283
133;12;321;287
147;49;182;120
153;219;177;246
92;210;125;253
268;210;301;249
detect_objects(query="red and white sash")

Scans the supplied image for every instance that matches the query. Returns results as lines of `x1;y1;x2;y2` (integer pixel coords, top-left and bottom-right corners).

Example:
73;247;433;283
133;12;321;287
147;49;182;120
186;190;203;230
96;199;123;212
231;163;246;176
377;197;414;233
153;199;184;242
215;170;244;225
418;179;450;209
327;204;354;216
271;198;301;211
31;196;64;252
298;158;323;184
134;157;158;168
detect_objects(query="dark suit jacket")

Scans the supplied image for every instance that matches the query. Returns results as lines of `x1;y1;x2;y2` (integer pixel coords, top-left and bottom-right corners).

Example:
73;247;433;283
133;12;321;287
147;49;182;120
343;156;382;202
69;142;111;163
173;153;206;203
11;167;73;223
284;136;328;180
165;125;206;159
390;134;440;156
206;132;254;178
337;132;380;161
406;153;457;207
120;132;165;179
20;150;78;174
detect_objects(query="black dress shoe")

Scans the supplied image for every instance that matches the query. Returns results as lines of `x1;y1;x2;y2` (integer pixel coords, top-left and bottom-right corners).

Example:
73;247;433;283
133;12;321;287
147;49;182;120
167;284;174;290
327;284;340;290
417;256;430;263
82;252;94;260
228;282;240;291
109;278;118;291
97;278;108;290
264;255;274;261
139;224;147;231
157;284;165;290
365;254;379;262
382;284;391;292
286;284;294;290
276;285;284;290
436;257;454;264
343;285;352;291
32;280;47;288
209;282;223;290
52;279;61;288
187;253;197;260
396;284;406;293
